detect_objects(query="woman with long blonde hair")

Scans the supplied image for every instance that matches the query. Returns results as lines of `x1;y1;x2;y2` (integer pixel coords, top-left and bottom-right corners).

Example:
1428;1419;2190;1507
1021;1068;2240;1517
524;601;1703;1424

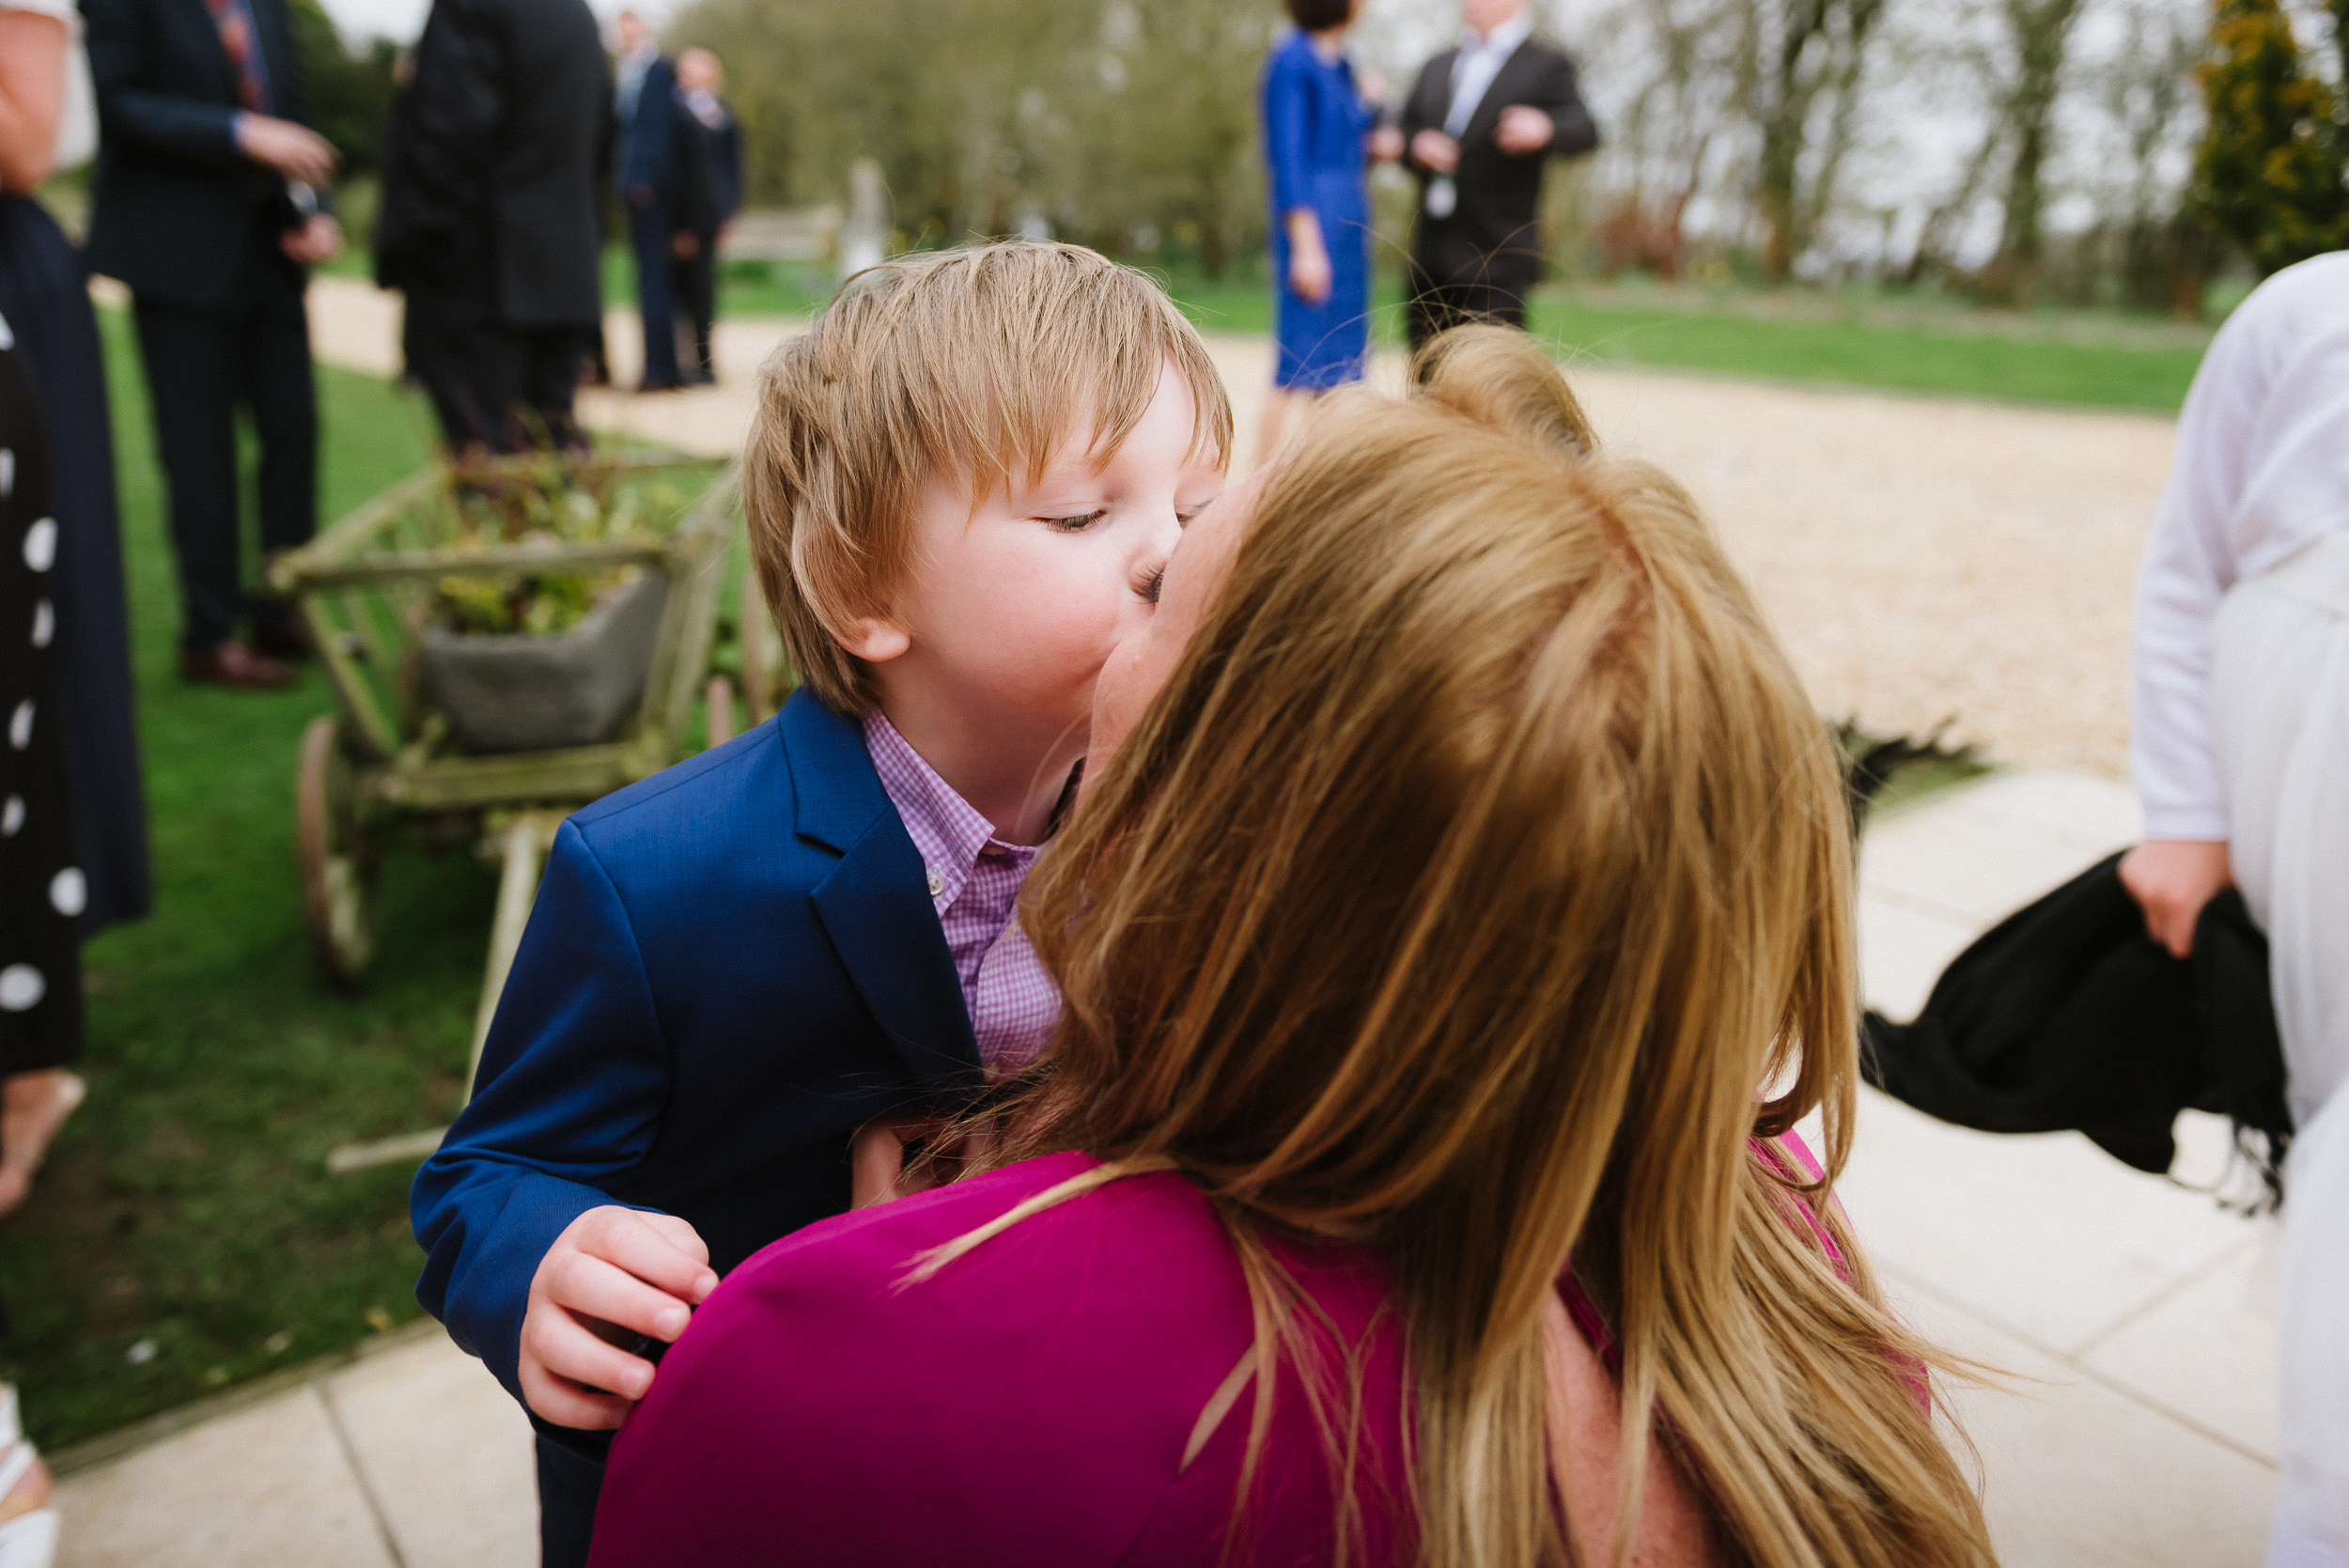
587;328;1999;1568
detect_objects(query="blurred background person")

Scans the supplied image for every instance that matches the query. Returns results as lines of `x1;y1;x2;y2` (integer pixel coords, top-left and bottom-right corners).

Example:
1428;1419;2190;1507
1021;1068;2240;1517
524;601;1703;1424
1255;0;1393;460
1397;0;1596;349
2120;251;2349;1568
612;9;685;393
1;14;101;1551
2;0;104;1245
0;0;150;969
84;0;343;691
670;46;738;387
376;0;610;454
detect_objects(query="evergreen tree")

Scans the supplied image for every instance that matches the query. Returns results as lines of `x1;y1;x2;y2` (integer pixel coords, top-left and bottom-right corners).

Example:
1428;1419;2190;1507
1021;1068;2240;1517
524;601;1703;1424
2189;0;2349;274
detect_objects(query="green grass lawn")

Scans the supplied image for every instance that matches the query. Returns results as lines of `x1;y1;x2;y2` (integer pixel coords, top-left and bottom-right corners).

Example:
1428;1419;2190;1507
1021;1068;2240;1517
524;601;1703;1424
681;252;2204;412
0;314;482;1452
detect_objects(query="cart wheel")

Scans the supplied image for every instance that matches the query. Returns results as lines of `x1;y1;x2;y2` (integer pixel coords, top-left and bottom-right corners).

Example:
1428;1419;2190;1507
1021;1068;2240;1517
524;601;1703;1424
297;715;379;989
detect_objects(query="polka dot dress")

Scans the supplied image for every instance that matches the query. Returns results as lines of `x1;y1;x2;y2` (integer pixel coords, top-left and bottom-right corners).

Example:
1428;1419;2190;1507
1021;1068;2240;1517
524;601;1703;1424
0;307;85;1073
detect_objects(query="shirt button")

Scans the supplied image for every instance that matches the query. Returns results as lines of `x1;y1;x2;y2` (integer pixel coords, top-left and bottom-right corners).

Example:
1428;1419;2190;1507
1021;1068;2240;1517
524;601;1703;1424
926;868;944;895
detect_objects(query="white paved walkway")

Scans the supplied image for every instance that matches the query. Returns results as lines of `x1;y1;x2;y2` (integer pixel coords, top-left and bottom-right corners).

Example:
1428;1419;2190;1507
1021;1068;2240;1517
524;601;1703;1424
47;768;2279;1566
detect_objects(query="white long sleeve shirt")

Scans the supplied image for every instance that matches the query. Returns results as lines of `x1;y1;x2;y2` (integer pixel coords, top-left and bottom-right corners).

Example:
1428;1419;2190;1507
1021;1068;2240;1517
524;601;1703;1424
2132;252;2349;841
1443;11;1535;138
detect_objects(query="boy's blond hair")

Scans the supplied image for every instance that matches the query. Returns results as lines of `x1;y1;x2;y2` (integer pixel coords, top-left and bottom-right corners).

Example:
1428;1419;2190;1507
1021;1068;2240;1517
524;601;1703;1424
743;241;1234;715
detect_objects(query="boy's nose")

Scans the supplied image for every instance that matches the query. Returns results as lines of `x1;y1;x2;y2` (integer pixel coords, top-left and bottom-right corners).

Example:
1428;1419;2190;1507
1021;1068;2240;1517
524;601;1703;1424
1132;505;1183;595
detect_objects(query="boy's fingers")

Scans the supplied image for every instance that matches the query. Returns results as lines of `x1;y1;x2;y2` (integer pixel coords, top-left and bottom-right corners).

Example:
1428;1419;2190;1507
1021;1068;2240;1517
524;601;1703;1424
632;1210;714;1270
547;1251;696;1343
582;1210;720;1302
525;1304;659;1403
519;1352;635;1430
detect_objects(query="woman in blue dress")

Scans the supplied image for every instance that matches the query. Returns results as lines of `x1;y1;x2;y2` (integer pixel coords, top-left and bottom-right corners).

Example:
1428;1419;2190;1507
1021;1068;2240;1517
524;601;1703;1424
1257;0;1394;460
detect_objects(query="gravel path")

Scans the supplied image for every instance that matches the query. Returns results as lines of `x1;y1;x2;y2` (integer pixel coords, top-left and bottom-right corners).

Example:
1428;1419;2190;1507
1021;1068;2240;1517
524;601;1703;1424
305;279;2175;779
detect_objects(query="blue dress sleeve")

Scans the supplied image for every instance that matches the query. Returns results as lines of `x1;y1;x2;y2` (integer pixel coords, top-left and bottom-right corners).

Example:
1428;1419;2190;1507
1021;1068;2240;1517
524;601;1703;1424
1260;45;1316;218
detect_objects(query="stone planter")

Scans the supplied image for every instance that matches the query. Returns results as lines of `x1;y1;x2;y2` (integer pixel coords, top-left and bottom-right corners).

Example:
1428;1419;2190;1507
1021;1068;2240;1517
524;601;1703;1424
419;570;671;754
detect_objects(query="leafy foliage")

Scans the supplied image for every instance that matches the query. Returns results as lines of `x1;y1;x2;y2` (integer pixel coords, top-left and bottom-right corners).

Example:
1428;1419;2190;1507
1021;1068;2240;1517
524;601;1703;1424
2189;0;2349;275
428;459;686;637
667;0;1273;271
287;0;399;174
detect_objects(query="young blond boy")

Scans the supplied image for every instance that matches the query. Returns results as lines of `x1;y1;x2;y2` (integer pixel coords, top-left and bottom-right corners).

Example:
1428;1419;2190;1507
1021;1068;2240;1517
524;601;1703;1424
411;242;1230;1564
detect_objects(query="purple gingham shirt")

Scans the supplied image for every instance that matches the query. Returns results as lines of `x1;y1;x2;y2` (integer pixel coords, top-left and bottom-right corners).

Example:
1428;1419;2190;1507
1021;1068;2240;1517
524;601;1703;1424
863;713;1060;1073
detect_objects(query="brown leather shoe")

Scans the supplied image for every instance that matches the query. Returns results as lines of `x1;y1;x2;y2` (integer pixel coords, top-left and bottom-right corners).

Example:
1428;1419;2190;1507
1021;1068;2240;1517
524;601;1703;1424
179;641;298;689
249;620;313;661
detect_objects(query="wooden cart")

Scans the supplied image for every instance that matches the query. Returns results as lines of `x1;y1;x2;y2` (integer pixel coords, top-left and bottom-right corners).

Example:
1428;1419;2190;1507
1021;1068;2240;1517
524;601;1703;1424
269;451;742;1127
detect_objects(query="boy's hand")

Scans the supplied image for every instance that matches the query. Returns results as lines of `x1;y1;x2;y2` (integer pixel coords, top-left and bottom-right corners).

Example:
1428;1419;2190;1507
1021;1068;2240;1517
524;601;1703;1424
519;1205;718;1429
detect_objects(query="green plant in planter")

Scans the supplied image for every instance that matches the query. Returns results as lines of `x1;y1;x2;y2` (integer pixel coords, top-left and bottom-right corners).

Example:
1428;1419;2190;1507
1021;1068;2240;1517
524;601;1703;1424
428;454;687;637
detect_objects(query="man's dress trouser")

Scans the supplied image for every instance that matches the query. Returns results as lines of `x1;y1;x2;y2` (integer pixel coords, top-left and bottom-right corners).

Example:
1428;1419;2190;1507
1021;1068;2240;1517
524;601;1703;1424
627;203;681;389
130;223;315;652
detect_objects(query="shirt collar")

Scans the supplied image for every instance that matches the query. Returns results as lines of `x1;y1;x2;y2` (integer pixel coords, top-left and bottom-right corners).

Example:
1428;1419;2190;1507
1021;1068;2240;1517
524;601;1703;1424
863;712;1035;909
1460;11;1533;56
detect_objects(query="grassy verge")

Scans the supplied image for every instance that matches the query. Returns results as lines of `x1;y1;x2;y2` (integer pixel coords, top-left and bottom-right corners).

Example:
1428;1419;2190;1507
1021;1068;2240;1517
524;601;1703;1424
0;314;478;1452
680;250;2203;412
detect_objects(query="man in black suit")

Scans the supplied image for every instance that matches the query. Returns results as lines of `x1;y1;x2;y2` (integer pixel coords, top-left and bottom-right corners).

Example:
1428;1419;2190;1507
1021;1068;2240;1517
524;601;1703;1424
375;0;611;453
1398;0;1598;350
85;0;342;688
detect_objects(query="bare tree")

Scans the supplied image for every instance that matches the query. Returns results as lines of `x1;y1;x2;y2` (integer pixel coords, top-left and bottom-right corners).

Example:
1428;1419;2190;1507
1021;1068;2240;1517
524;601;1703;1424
1589;0;1749;274
1750;0;1889;278
1982;0;2087;302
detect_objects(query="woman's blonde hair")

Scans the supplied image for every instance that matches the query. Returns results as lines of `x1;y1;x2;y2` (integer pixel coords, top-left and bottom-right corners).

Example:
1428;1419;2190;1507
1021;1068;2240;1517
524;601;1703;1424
994;328;1995;1567
741;241;1232;714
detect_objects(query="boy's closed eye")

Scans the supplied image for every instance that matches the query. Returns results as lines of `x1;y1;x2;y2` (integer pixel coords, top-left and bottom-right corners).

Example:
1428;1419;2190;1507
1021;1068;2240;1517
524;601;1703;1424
1040;509;1109;533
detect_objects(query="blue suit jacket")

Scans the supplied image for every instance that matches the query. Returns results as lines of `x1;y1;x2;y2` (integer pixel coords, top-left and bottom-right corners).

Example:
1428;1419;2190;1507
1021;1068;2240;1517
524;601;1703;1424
615;54;676;199
412;690;981;1417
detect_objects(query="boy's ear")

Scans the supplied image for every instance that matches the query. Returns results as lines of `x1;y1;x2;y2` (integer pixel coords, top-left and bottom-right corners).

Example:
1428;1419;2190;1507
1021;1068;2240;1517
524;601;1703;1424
837;614;911;664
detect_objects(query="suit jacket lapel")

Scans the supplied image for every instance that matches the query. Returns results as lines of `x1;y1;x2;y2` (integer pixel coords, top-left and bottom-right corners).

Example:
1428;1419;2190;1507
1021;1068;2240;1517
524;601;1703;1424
782;692;984;1094
1461;41;1535;146
1417;48;1459;133
182;0;248;106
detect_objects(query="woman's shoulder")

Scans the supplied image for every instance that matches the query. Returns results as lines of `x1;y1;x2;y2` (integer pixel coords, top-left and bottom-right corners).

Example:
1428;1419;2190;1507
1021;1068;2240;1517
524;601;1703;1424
1264;27;1318;77
592;1154;1275;1566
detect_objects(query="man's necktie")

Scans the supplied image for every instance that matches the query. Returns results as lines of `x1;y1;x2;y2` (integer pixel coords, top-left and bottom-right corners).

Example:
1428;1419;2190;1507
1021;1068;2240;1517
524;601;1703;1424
204;0;271;114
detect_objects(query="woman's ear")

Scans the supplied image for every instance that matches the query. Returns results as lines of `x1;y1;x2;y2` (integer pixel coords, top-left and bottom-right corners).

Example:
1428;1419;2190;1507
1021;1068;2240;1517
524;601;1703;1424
838;614;911;664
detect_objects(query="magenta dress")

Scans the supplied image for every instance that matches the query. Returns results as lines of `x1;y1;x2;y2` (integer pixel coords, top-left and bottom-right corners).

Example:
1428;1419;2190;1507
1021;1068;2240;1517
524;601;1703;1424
587;1151;1420;1566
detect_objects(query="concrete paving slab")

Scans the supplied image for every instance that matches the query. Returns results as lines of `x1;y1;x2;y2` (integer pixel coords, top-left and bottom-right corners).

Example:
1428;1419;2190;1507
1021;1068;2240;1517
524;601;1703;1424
1859;804;2108;927
1857;890;1979;1018
1890;1275;2279;1567
1945;768;2145;851
54;1385;397;1568
1838;1076;2258;1357
325;1332;537;1568
2077;1232;2283;1463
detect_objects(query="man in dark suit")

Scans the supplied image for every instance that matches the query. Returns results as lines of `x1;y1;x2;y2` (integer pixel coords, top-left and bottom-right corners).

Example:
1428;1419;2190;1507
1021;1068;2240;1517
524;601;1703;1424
84;0;342;688
375;0;611;454
612;9;684;392
1398;0;1598;350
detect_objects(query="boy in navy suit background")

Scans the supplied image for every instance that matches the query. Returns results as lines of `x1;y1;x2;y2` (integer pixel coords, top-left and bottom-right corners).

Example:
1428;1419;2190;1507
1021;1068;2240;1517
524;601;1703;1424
410;241;1231;1566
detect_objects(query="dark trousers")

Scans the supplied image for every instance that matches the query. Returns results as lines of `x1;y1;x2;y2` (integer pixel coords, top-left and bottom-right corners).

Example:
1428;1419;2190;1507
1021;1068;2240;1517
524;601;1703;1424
404;299;588;454
1405;254;1533;353
626;204;682;389
131;252;316;653
671;246;715;381
536;1434;603;1568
